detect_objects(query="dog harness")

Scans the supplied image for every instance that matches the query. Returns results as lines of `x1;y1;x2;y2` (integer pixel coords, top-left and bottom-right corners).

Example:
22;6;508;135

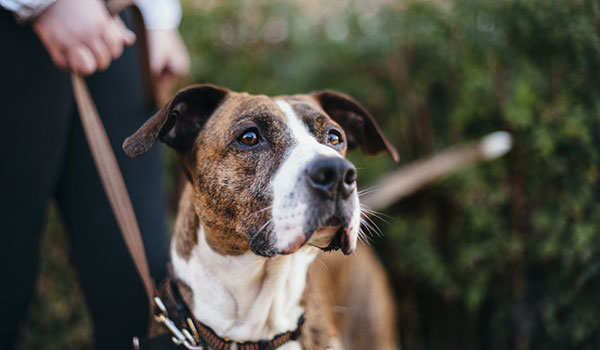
134;276;306;350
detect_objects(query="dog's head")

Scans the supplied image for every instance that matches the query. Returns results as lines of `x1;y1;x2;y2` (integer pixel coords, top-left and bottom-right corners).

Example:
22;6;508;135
124;85;398;257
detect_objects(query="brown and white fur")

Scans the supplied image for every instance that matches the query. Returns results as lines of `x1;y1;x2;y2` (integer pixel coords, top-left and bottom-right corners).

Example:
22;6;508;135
124;85;399;350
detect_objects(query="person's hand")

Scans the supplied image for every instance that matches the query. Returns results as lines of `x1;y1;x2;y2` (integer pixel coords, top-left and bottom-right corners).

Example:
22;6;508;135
146;28;190;102
33;0;136;75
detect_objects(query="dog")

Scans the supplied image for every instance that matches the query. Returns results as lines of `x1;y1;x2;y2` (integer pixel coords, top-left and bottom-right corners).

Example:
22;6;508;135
124;85;399;350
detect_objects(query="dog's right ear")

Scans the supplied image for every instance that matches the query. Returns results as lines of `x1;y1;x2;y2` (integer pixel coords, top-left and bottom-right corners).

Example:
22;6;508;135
312;90;399;162
123;84;229;158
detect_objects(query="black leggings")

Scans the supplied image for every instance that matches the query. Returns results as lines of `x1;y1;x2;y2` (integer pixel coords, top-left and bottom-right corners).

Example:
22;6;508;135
0;9;168;349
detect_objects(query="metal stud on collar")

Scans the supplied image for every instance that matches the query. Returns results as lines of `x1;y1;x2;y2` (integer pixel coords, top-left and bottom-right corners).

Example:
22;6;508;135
153;296;205;349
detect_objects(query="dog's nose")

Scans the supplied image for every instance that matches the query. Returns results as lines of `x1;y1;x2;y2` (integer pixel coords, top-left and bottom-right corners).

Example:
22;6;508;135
307;157;356;199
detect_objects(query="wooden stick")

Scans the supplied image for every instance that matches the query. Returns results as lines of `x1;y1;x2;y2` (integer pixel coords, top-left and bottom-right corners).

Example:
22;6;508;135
361;131;512;211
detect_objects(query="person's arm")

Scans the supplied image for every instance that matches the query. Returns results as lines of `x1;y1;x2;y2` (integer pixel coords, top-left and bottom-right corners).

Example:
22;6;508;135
134;0;190;101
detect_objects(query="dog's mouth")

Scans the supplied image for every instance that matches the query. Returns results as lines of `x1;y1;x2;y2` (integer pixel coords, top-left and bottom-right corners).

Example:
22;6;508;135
307;216;341;248
320;226;354;255
287;216;354;255
307;226;340;249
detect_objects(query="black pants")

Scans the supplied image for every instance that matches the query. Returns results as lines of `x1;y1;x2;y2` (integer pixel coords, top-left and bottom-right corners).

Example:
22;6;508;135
0;9;168;349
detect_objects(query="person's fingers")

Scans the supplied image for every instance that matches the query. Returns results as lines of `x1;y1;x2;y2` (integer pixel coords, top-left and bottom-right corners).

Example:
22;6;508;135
44;40;69;70
32;27;69;70
149;31;190;78
66;45;96;75
102;20;124;60
168;35;190;76
172;51;191;76
156;70;176;88
87;37;112;71
150;52;167;76
115;17;136;46
154;71;178;104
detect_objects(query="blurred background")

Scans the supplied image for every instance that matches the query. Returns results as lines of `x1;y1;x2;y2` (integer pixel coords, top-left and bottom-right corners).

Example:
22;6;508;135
18;0;600;349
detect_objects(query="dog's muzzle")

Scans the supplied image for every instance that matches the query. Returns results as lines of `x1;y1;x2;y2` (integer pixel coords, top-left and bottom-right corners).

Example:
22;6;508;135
301;157;358;255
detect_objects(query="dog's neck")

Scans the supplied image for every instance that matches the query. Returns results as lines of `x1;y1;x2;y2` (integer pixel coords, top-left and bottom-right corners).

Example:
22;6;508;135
170;224;318;344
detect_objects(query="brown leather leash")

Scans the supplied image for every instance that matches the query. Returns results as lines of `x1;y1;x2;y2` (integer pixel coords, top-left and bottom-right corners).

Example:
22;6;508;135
71;0;158;313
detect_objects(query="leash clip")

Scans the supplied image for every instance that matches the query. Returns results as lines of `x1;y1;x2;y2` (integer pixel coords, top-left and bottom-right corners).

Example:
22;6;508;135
154;297;205;350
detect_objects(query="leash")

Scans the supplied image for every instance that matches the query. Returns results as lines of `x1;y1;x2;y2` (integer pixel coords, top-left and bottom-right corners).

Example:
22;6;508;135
72;74;158;305
71;0;158;312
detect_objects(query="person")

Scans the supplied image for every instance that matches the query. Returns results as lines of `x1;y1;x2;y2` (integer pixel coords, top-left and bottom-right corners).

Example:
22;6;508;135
0;0;190;348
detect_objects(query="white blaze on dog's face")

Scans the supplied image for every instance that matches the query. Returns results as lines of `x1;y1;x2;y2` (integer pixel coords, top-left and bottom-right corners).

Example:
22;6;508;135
270;99;360;255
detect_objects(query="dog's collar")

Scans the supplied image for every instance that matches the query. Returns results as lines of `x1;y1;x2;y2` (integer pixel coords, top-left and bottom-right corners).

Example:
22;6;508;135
153;275;305;350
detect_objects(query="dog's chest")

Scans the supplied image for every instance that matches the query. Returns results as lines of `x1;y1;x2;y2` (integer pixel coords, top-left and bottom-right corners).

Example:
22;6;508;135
171;226;319;342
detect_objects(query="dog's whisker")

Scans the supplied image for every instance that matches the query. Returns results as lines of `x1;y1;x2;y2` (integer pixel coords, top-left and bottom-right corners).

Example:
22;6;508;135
361;207;393;219
360;215;383;238
358;186;379;197
357;227;374;245
357;230;365;244
249;206;273;217
365;219;383;238
364;211;392;222
358;186;377;193
255;219;273;236
315;256;330;271
360;206;389;231
358;223;373;239
360;206;392;223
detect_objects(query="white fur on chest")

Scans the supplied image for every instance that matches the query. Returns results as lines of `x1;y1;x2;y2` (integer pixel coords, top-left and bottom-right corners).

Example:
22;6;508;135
171;226;317;343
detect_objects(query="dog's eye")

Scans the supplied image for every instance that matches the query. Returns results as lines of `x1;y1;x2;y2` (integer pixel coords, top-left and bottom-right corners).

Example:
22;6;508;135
326;129;343;147
239;129;260;147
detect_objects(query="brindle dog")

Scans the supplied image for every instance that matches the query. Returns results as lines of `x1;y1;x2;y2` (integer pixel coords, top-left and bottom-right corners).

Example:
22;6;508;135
124;85;398;350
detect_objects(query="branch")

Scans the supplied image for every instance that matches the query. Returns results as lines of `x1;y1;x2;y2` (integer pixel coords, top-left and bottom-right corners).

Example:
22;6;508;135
361;131;513;211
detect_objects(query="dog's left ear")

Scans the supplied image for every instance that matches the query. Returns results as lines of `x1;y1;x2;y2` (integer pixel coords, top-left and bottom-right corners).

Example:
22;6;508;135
312;90;399;162
123;84;229;158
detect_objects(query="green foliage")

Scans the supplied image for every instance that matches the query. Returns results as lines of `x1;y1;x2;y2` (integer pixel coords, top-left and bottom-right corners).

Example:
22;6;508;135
22;0;600;349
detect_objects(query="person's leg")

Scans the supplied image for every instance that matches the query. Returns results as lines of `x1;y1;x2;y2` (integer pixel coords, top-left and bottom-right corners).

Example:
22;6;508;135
54;13;168;349
0;9;73;349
